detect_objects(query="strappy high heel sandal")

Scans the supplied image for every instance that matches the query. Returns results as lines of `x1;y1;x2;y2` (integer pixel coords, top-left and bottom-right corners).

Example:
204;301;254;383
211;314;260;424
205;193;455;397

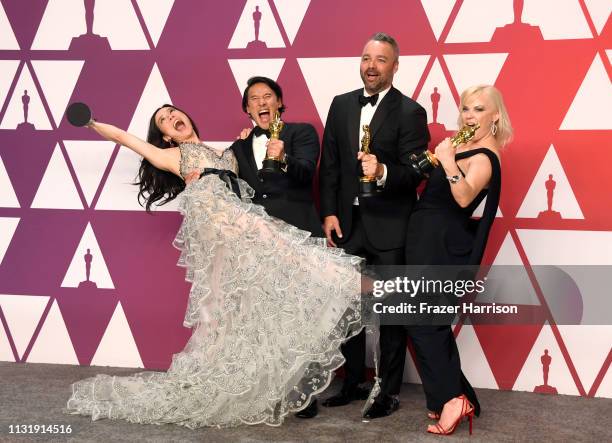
427;394;474;436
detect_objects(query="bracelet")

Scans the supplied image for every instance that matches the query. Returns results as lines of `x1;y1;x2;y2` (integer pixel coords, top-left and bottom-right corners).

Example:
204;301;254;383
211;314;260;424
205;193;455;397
446;174;462;184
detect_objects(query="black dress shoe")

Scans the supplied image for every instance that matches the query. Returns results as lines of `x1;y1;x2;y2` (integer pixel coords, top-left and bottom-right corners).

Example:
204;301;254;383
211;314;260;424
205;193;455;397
295;398;318;418
363;396;399;419
321;386;370;407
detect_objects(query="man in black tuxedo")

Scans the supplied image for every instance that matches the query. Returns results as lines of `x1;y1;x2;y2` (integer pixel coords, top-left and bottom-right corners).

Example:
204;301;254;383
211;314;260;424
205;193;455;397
319;33;430;418
231;76;323;237
230;77;322;418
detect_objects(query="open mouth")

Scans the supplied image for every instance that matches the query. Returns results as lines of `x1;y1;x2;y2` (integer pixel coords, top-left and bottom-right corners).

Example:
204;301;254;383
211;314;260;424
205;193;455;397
173;119;186;131
365;70;379;81
257;109;271;123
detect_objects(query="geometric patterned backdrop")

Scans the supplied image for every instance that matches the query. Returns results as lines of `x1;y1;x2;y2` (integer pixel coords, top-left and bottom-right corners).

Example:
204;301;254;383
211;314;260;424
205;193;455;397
0;0;610;399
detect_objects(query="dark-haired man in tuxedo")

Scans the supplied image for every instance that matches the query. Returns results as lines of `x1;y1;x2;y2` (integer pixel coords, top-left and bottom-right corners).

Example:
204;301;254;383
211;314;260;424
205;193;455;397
230;77;322;418
319;32;430;418
230;76;323;237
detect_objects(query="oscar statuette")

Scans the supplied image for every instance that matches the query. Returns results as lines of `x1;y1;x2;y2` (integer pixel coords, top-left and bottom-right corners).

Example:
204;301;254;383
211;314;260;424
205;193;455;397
359;124;378;197
259;111;285;174
409;123;480;178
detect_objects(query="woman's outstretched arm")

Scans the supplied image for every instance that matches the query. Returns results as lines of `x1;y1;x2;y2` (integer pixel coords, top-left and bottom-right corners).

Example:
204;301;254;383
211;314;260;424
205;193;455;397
88;121;181;176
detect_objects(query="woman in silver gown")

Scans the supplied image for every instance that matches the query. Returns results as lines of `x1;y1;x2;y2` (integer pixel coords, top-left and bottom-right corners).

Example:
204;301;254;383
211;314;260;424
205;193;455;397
66;105;363;428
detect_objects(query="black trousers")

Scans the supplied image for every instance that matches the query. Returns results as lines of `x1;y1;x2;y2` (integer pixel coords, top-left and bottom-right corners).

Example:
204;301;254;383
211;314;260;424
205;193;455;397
336;207;403;390
379;324;480;415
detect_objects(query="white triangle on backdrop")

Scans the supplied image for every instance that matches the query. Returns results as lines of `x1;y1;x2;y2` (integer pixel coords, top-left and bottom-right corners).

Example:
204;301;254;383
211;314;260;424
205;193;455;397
123;64;177;211
27;300;79;364
95;147;146;211
478;232;540;305
443;53;509;95
91;302;144;368
0;2;19;49
0;64;52;130
456;324;499;389
0;320;14;361
127;64;172;142
134;0;175;46
394;55;432;99
0;294;49;359
97;64;177;211
32;0;88;50
228;0;285;48
65;141;116;206
472;196;503;218
96;149;180;211
560;54;612;130
513;323;579;395
516;229;612;368
556;325;612;395
273;0;310;44
228;58;286;95
446;0;513;43
523;0;592;40
0;217;20;266
516;145;583;219
0;60;20;110
416;59;458;130
93;0;149;49
584;0;612;34
517;229;612;266
61;223;115;289
30;60;84;127
297;57;362;124
492;232;523;265
0;156;19;208
30;144;83;210
420;0;456;41
32;0;149;50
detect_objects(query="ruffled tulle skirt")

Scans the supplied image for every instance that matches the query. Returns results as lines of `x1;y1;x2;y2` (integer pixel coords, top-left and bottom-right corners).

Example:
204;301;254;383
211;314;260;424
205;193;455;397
66;175;363;428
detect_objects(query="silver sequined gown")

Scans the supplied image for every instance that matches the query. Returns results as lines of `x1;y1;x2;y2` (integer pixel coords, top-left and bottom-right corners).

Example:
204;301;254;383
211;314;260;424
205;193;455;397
66;142;363;428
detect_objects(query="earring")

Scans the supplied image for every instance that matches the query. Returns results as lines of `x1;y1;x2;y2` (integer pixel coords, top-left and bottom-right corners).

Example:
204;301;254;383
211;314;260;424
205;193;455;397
490;121;498;136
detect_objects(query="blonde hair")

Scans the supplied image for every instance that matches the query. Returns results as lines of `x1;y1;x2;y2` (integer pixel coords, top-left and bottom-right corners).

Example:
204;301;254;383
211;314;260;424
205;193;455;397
457;85;513;147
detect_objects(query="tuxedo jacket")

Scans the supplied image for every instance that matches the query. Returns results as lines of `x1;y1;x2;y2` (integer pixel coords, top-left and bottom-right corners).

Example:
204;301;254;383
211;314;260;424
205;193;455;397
231;122;323;236
319;86;430;250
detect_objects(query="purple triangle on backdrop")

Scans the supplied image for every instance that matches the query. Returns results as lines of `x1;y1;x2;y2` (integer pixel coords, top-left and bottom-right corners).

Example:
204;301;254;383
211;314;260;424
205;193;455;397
0;132;56;209
56;290;118;365
2;0;48;50
92;212;192;370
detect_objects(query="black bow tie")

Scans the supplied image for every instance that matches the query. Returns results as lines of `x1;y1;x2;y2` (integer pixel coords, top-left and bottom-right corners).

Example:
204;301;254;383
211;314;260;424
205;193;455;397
252;126;271;138
358;93;379;107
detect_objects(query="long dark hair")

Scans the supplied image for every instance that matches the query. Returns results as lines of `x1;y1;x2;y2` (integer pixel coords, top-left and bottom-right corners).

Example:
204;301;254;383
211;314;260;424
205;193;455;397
136;104;200;212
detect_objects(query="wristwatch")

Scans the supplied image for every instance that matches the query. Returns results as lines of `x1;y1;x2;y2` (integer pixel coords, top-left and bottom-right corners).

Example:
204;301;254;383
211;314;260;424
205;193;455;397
446;174;462;184
281;153;288;172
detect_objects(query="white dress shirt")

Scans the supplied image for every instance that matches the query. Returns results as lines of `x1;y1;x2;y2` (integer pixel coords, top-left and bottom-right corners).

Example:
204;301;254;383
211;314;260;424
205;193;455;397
252;133;268;170
355;86;391;204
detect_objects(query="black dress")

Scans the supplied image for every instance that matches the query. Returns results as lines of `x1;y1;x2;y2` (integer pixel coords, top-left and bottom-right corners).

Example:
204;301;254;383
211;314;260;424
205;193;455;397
380;148;501;416
405;147;501;266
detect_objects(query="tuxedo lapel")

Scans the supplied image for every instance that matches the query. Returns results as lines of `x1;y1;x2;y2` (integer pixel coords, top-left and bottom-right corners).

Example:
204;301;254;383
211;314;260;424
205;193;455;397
235;134;261;191
347;90;362;155
244;132;258;172
368;87;400;141
279;123;289;149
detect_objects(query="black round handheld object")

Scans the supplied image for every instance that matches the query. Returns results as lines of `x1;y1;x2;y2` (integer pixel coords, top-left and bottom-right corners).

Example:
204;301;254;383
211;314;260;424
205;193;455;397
66;102;92;127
